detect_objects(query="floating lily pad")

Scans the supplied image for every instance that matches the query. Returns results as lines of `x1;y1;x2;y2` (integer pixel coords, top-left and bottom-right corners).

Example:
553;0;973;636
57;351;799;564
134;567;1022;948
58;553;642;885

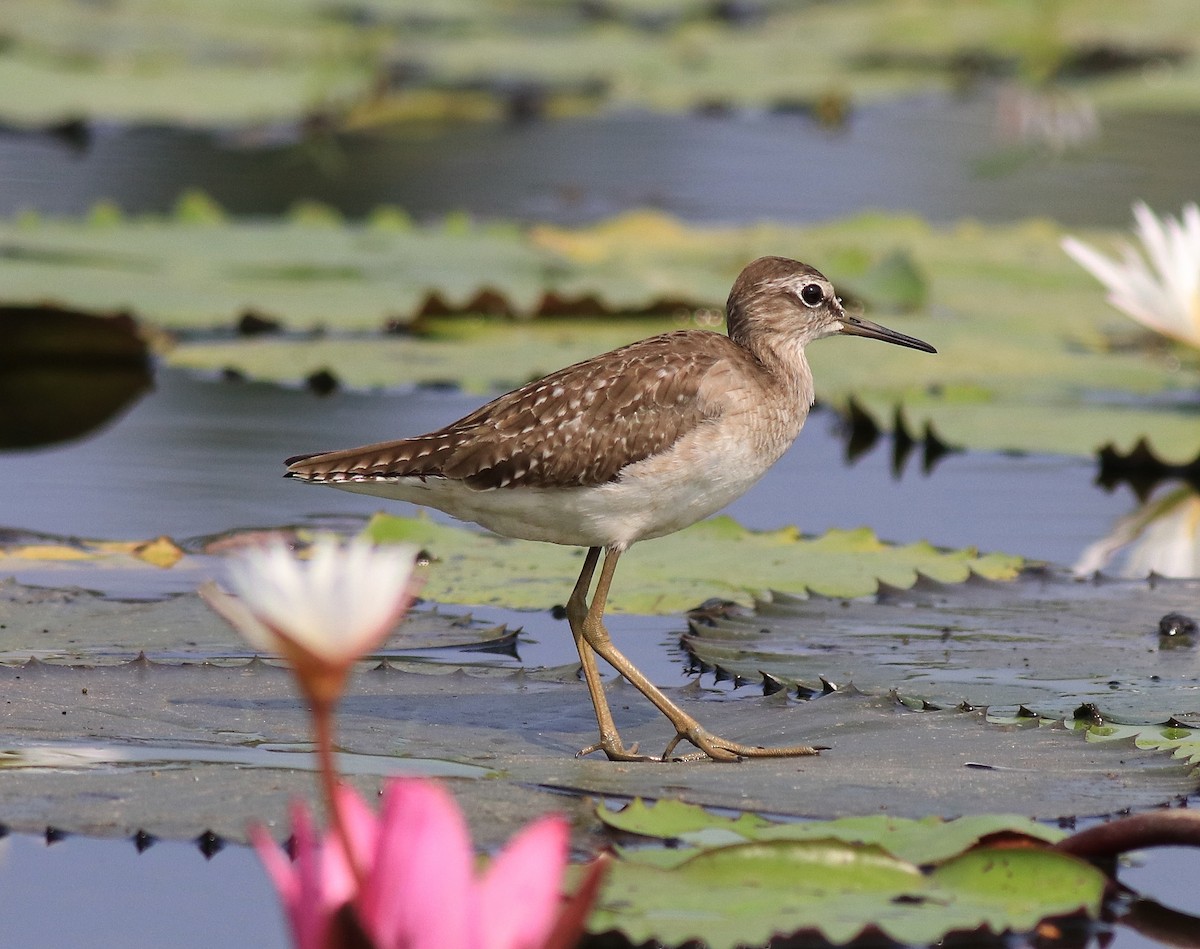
0;519;1024;615
683;573;1200;722
1080;721;1200;771
0;205;549;331
365;513;1023;613
171;317;681;394
589;831;1105;948
0;576;515;663
596;799;1064;864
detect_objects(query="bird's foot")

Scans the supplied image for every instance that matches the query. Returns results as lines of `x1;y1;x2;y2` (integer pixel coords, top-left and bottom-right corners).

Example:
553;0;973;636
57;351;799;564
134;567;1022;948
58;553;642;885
660;727;825;763
577;735;657;762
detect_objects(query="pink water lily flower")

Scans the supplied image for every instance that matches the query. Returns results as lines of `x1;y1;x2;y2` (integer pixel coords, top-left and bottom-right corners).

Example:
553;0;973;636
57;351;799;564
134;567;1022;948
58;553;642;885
253;778;600;949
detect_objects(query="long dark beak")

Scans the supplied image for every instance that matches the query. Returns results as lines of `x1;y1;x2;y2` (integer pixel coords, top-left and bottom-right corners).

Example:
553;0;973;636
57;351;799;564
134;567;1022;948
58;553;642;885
839;314;936;353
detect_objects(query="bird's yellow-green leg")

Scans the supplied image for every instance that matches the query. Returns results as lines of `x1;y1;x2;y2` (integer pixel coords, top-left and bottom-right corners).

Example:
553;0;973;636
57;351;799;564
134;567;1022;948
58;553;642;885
567;547;653;761
573;547;823;763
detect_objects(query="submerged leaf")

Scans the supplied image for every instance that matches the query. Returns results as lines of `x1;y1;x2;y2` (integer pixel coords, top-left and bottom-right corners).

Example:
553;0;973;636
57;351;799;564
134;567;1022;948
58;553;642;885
0;577;516;663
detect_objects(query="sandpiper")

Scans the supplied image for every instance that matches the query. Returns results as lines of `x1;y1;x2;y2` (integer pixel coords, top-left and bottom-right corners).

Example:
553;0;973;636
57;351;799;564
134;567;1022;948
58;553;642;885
286;256;936;762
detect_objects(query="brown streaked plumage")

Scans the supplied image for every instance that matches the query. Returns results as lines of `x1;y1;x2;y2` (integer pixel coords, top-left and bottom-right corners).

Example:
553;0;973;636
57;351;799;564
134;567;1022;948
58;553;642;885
287;331;729;492
286;256;936;761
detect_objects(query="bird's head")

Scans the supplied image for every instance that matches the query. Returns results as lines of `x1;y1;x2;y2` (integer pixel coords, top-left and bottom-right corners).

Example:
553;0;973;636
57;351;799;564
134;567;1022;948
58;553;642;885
725;256;936;358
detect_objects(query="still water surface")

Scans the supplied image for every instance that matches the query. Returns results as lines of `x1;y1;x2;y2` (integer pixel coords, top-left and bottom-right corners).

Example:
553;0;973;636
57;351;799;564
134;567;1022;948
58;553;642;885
1;96;1197;226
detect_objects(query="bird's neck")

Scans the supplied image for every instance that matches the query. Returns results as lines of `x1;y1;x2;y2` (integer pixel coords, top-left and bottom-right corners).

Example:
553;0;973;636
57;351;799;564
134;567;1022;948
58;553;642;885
768;340;817;409
731;327;817;410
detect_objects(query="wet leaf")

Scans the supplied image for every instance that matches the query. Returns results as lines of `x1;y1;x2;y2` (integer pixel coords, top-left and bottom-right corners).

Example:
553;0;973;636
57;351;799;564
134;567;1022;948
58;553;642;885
683;572;1200;722
132;536;186;569
0;656;1193;845
0;576;516;663
0;534;191;569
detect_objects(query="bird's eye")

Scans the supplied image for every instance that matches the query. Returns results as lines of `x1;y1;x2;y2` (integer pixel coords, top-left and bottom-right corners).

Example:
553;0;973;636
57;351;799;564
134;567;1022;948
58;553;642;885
799;283;825;307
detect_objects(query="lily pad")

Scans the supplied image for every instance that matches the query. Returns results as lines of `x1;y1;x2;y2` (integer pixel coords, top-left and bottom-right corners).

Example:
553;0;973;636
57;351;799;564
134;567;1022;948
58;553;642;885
1080;721;1200;771
365;513;1024;613
170;317;681;395
589;835;1105;948
0;204;548;331
596;799;1065;865
683;572;1200;722
0;657;1194;846
0;576;515;663
0;519;1024;615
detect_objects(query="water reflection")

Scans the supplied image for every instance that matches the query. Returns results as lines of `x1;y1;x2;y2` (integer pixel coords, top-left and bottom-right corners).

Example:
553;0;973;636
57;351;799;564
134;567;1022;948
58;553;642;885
0;307;151;450
0;96;1196;227
1076;484;1200;578
994;83;1099;153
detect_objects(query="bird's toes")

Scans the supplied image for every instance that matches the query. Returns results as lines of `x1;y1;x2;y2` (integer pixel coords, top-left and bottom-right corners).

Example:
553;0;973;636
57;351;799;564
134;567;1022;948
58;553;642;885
666;726;822;762
577;738;656;762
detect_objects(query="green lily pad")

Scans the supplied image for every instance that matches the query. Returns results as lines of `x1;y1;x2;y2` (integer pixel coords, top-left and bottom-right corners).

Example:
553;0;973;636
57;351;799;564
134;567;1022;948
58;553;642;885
589;835;1105;947
365;513;1024;613
596;799;1064;865
1080;721;1200;771
0;203;546;331
170;317;680;394
0;519;1023;615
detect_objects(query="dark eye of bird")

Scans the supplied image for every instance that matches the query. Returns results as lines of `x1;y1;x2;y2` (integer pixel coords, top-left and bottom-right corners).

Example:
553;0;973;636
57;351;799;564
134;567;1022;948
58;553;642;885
799;283;824;307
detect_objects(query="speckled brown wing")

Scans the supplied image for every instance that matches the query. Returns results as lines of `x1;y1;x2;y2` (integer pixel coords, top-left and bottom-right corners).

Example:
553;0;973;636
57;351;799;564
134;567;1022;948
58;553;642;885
286;330;741;490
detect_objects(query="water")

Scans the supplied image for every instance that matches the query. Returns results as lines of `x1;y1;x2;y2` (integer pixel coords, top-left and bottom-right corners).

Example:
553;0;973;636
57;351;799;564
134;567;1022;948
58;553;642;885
0;832;288;949
1;96;1197;227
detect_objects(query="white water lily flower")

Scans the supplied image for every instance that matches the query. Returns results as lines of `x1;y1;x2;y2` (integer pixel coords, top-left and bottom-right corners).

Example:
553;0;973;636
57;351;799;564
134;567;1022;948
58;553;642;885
1062;201;1200;348
202;537;420;699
